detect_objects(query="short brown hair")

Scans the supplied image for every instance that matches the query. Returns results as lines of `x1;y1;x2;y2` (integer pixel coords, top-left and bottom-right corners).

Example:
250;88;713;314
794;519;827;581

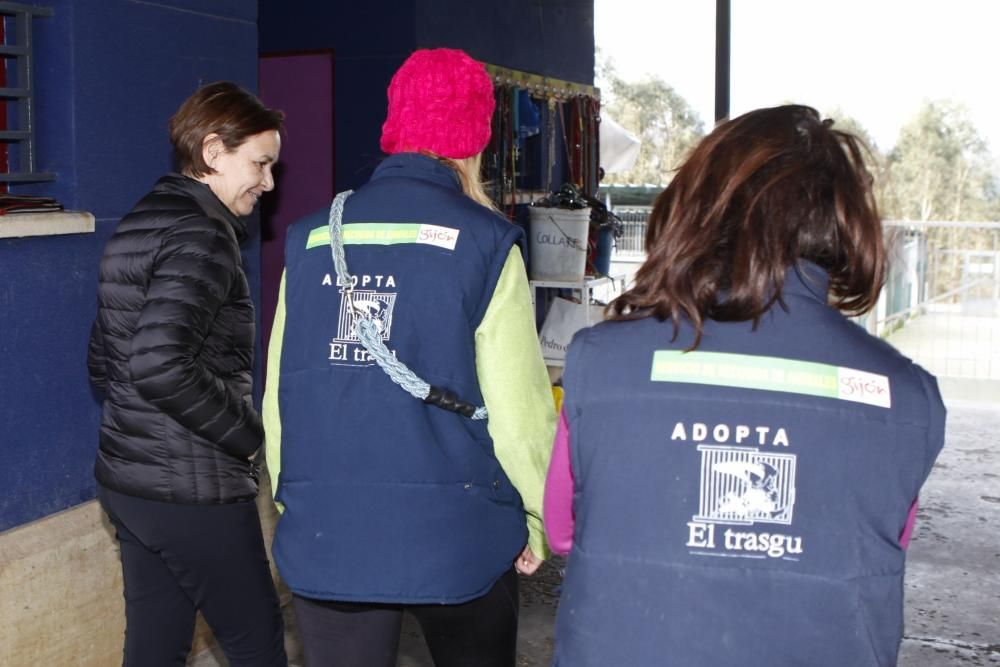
169;81;284;177
609;104;885;348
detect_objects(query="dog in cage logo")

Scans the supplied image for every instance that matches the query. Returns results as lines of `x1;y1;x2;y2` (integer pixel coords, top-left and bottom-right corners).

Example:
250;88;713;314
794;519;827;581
327;288;397;365
695;445;796;524
686;445;804;560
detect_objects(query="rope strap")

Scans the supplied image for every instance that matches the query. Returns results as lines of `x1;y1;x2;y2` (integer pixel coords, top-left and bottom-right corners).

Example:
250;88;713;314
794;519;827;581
327;191;488;420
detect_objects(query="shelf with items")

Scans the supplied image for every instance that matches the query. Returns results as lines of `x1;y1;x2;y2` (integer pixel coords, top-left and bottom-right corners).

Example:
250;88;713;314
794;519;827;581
530;273;625;368
529;273;624;319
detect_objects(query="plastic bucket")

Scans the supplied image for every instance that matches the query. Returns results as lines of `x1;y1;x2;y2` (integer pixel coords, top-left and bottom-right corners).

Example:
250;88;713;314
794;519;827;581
528;206;590;281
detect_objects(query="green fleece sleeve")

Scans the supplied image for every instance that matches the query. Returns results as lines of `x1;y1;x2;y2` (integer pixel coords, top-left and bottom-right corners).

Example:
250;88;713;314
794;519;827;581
476;247;557;560
263;270;286;512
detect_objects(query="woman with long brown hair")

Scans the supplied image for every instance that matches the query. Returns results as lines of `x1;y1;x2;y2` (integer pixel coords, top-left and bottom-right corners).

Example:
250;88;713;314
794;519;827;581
544;104;945;666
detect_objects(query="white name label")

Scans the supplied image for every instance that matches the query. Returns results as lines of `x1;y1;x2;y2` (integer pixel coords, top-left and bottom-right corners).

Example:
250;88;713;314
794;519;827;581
417;224;460;250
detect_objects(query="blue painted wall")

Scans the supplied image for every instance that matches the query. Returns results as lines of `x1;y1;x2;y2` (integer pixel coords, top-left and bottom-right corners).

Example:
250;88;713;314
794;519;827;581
0;0;594;533
0;0;260;532
415;1;594;84
259;0;594;191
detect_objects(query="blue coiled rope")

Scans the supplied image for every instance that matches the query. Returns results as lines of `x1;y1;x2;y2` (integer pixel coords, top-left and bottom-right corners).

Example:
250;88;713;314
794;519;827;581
327;191;488;420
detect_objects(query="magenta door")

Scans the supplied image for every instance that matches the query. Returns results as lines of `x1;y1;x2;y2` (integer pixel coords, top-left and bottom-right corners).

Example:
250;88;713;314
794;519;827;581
258;50;336;375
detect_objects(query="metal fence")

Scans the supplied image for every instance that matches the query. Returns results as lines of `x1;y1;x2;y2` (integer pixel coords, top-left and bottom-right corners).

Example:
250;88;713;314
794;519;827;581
612;208;652;256
609;210;1000;387
876;221;1000;385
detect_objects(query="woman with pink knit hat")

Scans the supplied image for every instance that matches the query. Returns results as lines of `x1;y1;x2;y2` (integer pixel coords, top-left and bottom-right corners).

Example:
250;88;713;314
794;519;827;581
263;48;556;666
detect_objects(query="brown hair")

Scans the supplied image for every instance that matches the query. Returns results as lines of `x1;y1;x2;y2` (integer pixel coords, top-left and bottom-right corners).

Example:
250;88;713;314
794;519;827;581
609;104;885;348
169;81;284;177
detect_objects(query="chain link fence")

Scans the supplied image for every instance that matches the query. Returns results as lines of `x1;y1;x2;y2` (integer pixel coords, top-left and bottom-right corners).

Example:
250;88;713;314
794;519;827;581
877;222;1000;391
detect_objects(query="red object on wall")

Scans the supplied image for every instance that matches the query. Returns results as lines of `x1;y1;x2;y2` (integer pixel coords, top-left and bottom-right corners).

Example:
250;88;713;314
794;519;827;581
258;50;336;376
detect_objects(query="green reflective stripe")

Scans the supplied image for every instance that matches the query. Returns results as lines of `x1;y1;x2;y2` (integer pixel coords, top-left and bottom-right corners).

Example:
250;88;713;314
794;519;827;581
650;350;891;408
307;223;460;249
342;223;422;245
306;226;330;249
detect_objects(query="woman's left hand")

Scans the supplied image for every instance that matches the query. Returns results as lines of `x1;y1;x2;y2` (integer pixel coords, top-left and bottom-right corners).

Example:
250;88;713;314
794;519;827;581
514;545;542;576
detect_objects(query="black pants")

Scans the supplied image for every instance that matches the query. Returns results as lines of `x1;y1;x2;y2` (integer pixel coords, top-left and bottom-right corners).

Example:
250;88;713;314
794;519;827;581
292;569;520;667
98;485;287;667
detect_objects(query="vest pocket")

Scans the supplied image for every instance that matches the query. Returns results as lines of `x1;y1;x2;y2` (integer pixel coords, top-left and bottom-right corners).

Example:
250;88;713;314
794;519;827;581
477;449;520;506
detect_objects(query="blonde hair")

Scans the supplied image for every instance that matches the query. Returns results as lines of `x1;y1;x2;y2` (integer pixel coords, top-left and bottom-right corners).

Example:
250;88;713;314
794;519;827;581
436;153;500;212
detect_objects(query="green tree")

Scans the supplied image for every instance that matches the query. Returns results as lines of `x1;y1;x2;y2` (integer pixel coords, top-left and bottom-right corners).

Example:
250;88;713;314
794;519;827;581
884;100;999;222
883;100;1000;301
597;54;705;185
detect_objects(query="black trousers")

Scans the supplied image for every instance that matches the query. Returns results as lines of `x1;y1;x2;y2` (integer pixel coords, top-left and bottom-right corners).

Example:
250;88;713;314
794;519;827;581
98;485;287;667
292;568;520;667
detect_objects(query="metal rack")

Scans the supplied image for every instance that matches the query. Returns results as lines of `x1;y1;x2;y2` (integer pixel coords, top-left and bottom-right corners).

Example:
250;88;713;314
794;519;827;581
530;274;625;367
0;1;54;183
529;274;624;325
484;64;600;102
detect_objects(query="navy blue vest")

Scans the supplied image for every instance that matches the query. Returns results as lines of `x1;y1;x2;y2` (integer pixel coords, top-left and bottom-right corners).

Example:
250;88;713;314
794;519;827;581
273;154;528;603
555;263;946;666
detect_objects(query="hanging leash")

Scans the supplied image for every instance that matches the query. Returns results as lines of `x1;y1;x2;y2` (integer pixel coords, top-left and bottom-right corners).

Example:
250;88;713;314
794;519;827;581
327;191;488;420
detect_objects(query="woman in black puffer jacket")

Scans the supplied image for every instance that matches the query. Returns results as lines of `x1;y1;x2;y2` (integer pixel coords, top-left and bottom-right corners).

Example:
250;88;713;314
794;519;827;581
88;82;287;667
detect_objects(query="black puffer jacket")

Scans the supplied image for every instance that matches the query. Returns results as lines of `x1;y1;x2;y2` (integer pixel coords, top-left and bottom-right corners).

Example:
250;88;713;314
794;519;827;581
88;173;261;504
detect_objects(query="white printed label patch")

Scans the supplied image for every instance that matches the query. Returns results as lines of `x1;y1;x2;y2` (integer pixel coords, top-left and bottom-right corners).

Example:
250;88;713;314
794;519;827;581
415;224;460;250
307;223;460;251
836;367;891;408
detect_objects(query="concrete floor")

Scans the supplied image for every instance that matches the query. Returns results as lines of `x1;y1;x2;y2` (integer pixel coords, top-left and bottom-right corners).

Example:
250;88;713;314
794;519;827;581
896;401;1000;666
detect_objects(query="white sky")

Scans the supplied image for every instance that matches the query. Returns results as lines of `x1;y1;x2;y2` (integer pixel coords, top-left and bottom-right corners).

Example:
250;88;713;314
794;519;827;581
595;0;1000;158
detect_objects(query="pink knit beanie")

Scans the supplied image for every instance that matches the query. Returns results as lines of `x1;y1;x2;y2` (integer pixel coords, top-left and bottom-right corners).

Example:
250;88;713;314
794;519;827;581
380;48;495;159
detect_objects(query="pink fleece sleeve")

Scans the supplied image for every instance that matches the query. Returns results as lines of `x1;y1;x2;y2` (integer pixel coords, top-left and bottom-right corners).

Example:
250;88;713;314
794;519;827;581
899;499;919;549
544;409;575;555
